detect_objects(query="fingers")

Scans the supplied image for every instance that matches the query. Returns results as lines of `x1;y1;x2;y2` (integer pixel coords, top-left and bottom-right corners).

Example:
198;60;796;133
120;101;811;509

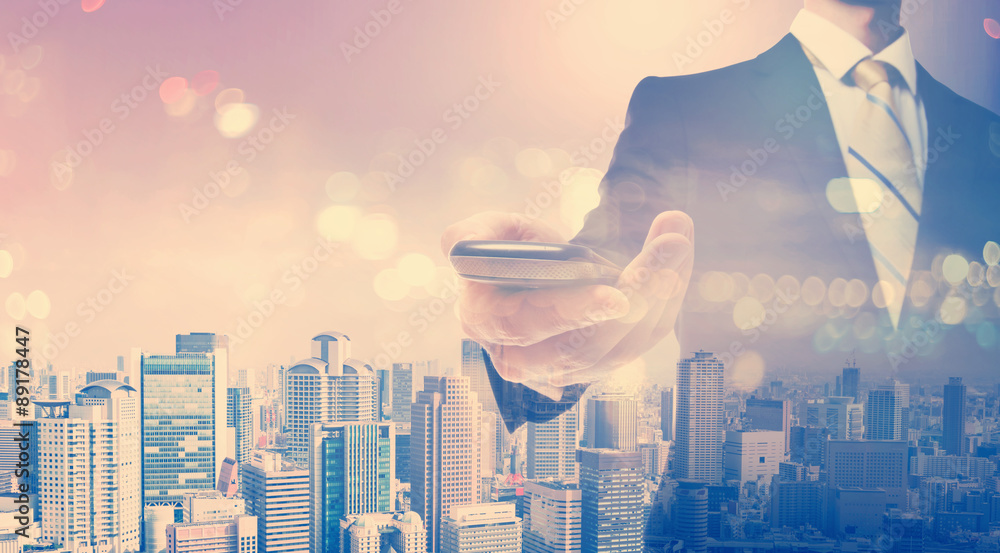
440;212;565;256
459;282;630;347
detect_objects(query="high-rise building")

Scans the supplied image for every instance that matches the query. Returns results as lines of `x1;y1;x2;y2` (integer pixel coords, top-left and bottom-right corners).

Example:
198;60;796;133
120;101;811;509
661;387;673;441
826;440;907;509
722;430;784;484
527;404;578;480
578;449;644;553
142;349;226;507
165;515;258;553
182;490;245;523
770;478;827;531
309;422;394;553
522;481;581;553
865;380;908;441
37;381;142;553
842;363;860;402
395;425;411;485
638;441;670;479
227;387;253;468
376;368;390;420
673;480;709;553
675;351;724;483
339;511;426;553
584;394;637;452
440;502;522;553
943;377;966;456
805;397;865;440
45;372;70;400
391;362;413;423
285;332;379;464
481;411;499;477
411;375;482;553
85;371;117;384
244;451;310;553
744;398;791;451
217;458;240;498
461;339;498;414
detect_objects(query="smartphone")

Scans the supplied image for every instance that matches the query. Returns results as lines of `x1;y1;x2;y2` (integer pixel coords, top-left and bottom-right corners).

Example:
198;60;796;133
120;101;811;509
449;240;623;288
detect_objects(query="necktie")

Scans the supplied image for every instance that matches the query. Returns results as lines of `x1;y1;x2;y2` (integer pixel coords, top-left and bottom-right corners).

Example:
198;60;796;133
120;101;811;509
845;57;921;329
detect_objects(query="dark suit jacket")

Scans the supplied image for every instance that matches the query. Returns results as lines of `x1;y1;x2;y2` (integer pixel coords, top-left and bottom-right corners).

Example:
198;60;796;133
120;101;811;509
487;33;1000;432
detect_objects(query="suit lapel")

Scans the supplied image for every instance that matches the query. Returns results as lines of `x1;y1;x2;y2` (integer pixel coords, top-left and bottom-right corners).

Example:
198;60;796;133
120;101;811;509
747;34;880;285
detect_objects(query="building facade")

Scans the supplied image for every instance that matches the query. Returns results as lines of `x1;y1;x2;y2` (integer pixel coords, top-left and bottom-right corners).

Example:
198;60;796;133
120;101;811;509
243;451;310;553
527;404;578;480
578;449;644;553
675;351;724;483
440;502;522;553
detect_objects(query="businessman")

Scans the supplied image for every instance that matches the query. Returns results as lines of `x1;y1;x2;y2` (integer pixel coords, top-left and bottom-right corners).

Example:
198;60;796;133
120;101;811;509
442;0;1000;431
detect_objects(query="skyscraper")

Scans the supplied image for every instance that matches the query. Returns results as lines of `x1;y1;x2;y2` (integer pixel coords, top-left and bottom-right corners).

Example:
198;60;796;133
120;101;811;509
805;397;865;440
943;377;966;456
392;362;414;423
142;347;227;508
585;393;637;452
842;363;860;402
826;440;908;509
244;451;310;553
37;381;142;553
165;515;258;553
744;397;791;451
527;403;578;480
339;511;426;553
661;387;674;441
722;430;785;483
522;480;582;553
673;480;709;553
285;332;379;464
578;449;644;553
675;351;724;483
461;339;498;414
309;422;394;553
440;503;522;553
411;375;482;553
228;387;253;469
865;380;908;441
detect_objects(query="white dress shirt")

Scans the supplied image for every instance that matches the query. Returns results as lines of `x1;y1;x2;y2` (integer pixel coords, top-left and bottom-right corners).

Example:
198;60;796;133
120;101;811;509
790;9;928;184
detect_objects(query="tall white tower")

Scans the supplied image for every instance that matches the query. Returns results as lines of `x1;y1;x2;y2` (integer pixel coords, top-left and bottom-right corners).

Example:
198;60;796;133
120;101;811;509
674;351;724;483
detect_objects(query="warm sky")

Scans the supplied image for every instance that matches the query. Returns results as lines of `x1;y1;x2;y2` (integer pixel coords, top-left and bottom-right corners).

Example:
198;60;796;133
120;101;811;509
2;0;998;386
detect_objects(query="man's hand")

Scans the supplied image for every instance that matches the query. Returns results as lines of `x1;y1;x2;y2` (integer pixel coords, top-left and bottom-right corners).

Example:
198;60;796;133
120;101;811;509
441;210;694;396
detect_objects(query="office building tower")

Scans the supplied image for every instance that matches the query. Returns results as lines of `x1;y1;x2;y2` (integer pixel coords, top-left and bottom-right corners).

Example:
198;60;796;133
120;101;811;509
578;449;644;553
182;490;245;523
391;362;414;423
165;515;257;553
481;411;499;476
85;371;117;384
527;404;578;480
217;458;239;498
522;481;581;553
826;440;907;508
830;488;887;538
244;451;310;553
285;332;379;464
309;422;394;553
340;511;426;553
744;398;791;451
441;503;522;553
176;331;230;356
117;355;125;373
723;430;784;483
227;387;253;468
770;478;827;530
637;441;669;479
675;351;724;483
36;381;142;553
142;348;227;507
461;339;498;414
673;480;709;553
145;504;176;553
805;397;865;440
865;380;908;441
395;425;411;484
661;387;673;441
585;394;637;452
411;375;482;553
46;372;70;400
377;368;390;420
943;377;966;456
882;510;925;553
789;426;829;467
842;362;860;401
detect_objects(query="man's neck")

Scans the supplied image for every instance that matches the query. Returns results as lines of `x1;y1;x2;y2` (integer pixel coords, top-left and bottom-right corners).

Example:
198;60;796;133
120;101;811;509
803;0;903;53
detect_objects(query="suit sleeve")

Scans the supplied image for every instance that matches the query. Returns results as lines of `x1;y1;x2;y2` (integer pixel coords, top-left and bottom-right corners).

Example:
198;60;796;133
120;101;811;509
486;76;692;433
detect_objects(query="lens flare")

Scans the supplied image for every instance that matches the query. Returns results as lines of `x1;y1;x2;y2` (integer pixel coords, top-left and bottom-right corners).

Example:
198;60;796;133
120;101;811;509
325;172;360;202
159;77;188;104
215;88;245;113
942;254;969;285
5;293;25;320
397;253;436;287
316;205;361;242
192;70;220;96
215;103;259;138
985;18;1000;39
0;251;12;278
82;0;105;13
352;214;397;260
26;290;51;319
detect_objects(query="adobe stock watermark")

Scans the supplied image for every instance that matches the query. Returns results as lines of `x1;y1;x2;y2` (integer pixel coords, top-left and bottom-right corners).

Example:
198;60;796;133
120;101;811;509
384;74;501;192
6;0;74;53
40;268;136;361
50;65;170;188
340;0;414;63
673;0;752;71
524;116;625;219
545;0;589;30
213;0;247;21
178;107;295;222
228;236;343;348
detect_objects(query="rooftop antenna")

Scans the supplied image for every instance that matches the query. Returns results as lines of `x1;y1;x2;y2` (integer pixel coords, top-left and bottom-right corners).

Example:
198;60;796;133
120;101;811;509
846;350;857;368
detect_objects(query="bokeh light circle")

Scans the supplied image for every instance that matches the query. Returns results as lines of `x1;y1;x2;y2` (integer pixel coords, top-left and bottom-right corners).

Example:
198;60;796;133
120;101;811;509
82;0;105;13
5;293;25;320
192;70;220;96
25;290;51;319
984;241;1000;266
215;88;245;113
733;296;766;330
942;254;970;285
515;148;553;178
985;18;1000;39
0;251;12;278
352;214;398;260
316;205;361;242
939;296;967;325
215;103;259;138
325;172;361;202
397;253;436;287
159;77;188;104
698;271;734;303
374;269;410;301
802;276;826;306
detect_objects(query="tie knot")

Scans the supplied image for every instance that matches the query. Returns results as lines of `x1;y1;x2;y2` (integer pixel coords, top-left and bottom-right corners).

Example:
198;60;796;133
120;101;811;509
852;58;890;93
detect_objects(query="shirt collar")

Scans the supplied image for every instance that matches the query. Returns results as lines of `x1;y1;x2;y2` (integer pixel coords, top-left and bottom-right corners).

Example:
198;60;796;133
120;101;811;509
789;9;919;93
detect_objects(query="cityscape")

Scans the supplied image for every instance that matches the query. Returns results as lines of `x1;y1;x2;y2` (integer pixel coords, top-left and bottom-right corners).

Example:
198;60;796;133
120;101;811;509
1;330;998;553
